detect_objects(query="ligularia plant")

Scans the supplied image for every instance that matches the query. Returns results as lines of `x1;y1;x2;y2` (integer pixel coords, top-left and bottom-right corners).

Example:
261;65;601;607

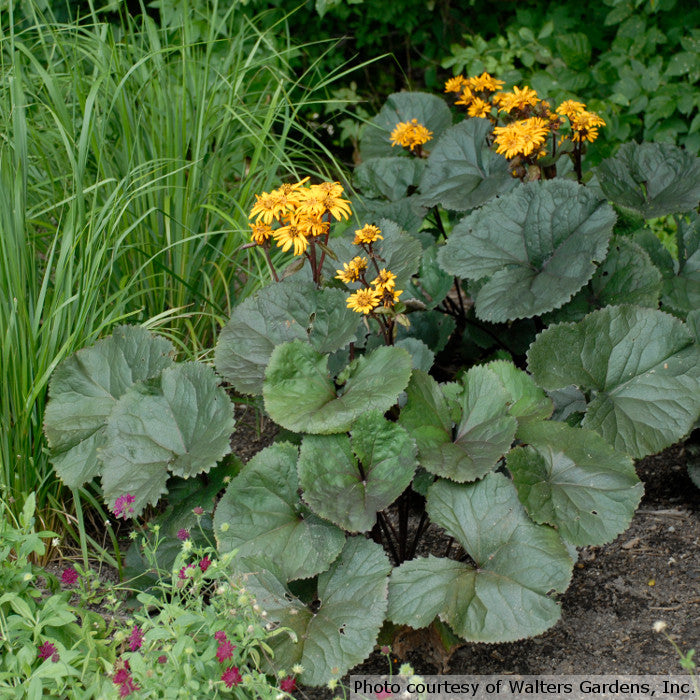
210;91;700;679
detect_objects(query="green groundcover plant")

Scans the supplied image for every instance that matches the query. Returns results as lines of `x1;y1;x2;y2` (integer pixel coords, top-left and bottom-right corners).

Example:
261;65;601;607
45;74;700;687
0;492;296;698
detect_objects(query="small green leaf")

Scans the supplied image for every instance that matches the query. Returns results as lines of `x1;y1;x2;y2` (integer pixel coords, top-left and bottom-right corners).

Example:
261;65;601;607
298;413;417;532
100;363;234;516
44;326;174;488
360;92;452;160
214;443;344;581
438;181;616;322
246;537;391;686
527;306;700;458
388;473;572;642
597;142;700;218
264;341;413;434
509;421;643;546
418;119;517;211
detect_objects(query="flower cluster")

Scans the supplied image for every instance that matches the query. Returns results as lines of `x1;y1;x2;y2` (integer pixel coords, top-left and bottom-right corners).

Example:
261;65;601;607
113;658;139;698
444;72;606;173
113;493;135;519
37;641;59;663
390;118;433;152
248;179;351;258
336;225;403;317
214;631;242;688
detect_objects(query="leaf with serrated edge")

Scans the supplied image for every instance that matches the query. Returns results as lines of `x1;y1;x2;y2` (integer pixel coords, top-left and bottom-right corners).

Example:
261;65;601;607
244;537;391;686
264;341;412;434
597;142;700;218
215;278;358;395
214;443;344;582
100;363;234;515
484;360;553;426
399;368;515;482
44;325;174;488
509;421;643;546
299;413;417;532
527;305;700;457
418;119;517;211
438;180;615;322
388;473;572;642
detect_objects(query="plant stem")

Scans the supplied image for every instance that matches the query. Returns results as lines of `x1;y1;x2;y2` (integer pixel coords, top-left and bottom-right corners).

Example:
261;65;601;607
377;513;400;566
262;246;279;282
408;509;428;559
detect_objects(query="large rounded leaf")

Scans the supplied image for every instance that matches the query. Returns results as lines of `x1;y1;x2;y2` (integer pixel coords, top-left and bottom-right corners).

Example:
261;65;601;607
418;119;517;211
354;157;426;201
399;367;516;482
263;341;412;434
214;443;344;581
214;278;359;395
509;421;643;546
437;180;616;322
360;92;452;160
597;142;700;218
527;305;700;458
100;363;234;516
298;413;417;532
245;537;391;686
43;325;174;488
387;473;572;642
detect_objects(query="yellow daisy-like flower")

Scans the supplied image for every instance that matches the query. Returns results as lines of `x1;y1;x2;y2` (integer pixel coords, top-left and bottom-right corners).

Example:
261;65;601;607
493;117;550;159
556;99;587;120
378;286;403;307
467;72;505;93
297;213;329;238
372;268;397;291
495;85;540;113
249;221;272;245
467;97;491;119
390;119;433;149
320;190;352;221
335;256;368;283
454;86;474;107
353;224;383;245
296;186;327;218
315;181;346;199
248;191;278;224
570;110;606;143
444;75;468;93
273;217;309;256
347;288;380;314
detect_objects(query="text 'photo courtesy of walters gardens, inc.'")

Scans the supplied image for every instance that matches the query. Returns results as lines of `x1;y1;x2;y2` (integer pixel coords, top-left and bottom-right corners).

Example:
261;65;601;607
350;675;698;700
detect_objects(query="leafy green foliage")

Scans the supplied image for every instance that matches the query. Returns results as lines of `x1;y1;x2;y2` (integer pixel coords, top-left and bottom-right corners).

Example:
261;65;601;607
597;142;700;218
44;326;234;517
263;341;412;434
214;443;345;582
509;421;643;545
438;180;616;322
388;473;573;642
527;306;700;458
245;537;391;687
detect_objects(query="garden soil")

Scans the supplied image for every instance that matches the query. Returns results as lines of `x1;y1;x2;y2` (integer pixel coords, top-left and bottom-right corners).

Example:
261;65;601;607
225;410;700;700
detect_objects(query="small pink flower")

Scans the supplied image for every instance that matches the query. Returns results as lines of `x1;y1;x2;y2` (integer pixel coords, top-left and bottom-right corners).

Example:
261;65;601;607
375;692;393;699
51;651;60;663
216;640;236;663
128;625;144;651
112;660;131;685
193;506;204;516
61;567;78;585
221;666;242;688
176;528;190;541
380;645;391;655
113;494;136;519
37;641;57;661
214;630;227;642
280;676;297;692
157;655;167;664
178;563;195;580
118;677;139;698
199;556;212;572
